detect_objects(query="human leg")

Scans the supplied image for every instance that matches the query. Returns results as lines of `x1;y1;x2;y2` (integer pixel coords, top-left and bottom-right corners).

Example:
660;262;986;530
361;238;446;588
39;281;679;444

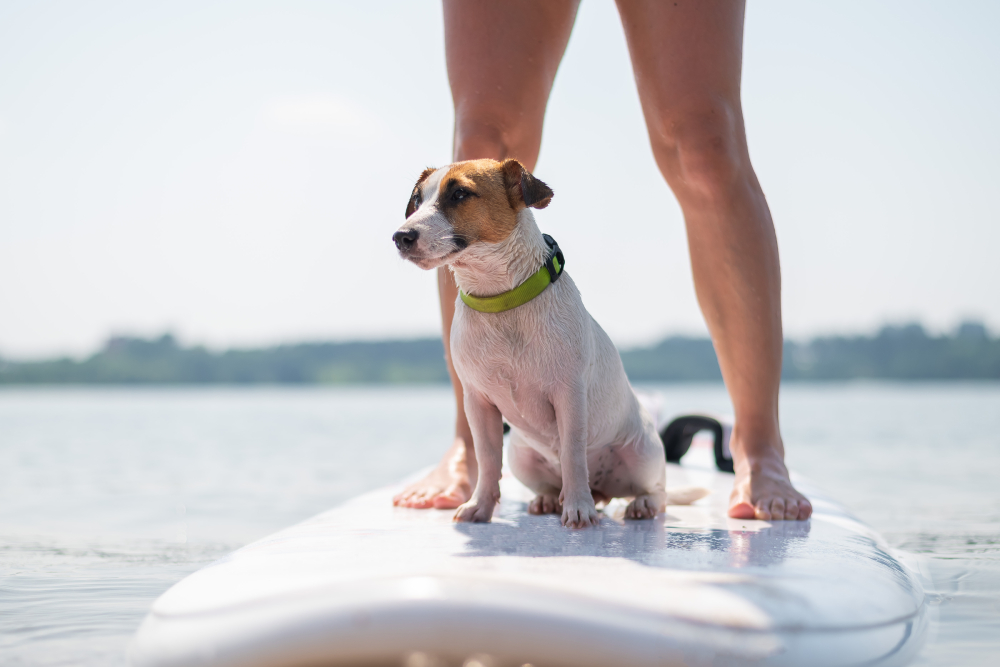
393;0;579;509
615;0;810;520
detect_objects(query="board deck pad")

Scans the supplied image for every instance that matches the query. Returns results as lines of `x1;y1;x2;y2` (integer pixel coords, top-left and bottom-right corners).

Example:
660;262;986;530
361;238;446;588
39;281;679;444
130;446;929;667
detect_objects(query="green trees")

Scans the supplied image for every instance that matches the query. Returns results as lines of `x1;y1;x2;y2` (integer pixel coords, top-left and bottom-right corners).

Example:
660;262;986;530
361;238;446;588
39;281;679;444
1;323;996;384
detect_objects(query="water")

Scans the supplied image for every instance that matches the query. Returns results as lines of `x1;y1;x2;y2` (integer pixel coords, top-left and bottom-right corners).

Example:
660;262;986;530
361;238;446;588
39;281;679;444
1;384;998;665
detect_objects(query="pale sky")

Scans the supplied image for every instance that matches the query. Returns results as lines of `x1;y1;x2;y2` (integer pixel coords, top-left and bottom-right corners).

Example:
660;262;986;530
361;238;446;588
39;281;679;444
1;1;998;359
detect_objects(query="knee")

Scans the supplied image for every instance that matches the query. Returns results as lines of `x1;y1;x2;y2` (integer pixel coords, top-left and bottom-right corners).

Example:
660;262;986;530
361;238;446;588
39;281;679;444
454;115;512;162
453;104;541;165
646;99;750;202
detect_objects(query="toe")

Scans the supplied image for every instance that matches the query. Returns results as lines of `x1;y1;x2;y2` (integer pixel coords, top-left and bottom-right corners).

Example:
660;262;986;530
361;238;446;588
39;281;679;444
728;501;756;520
770;498;786;521
625;500;645;520
754;501;772;521
564;509;586;529
393;489;417;506
797;498;813;520
783;500;799;521
432;490;464;510
454;502;485;523
414;491;441;509
636;499;655;519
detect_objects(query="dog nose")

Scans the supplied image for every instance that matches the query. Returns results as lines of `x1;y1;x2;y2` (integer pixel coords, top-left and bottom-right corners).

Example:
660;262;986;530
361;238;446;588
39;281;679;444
393;229;419;251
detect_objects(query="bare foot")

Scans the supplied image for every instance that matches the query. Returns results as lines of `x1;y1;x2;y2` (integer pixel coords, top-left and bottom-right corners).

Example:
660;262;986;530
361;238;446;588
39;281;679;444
728;447;812;521
392;436;477;509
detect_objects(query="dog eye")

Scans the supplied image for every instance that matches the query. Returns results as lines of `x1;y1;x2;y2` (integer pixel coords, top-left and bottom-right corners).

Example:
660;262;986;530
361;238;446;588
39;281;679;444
452;188;469;201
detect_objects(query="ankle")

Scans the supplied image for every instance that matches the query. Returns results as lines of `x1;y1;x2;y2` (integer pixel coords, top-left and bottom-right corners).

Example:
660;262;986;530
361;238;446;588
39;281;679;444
729;425;784;462
454;430;474;451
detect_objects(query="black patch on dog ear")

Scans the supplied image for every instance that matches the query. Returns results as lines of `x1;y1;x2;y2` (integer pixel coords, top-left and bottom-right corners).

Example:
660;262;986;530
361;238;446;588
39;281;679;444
521;171;553;209
501;159;553;210
405;167;436;218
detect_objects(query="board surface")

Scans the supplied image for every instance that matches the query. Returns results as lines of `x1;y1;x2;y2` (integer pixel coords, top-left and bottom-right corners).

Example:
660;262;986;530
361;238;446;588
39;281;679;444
130;447;929;667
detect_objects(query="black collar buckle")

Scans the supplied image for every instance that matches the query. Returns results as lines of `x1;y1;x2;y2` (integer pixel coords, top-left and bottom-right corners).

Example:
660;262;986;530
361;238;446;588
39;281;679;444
542;233;565;283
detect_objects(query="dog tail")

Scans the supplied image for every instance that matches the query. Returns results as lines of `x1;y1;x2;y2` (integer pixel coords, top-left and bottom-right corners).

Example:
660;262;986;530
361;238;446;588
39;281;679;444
666;486;711;506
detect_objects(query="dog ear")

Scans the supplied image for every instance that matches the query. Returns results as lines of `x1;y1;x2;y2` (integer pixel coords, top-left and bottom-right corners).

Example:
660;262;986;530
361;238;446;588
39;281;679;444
501;159;553;210
405;167;436;218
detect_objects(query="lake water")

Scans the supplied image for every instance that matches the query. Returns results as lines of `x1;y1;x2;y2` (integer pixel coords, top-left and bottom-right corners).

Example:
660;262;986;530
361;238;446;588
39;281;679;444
1;384;998;666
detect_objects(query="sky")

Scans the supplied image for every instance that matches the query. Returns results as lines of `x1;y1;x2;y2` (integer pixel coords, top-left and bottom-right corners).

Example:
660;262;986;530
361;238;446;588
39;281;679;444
1;1;998;359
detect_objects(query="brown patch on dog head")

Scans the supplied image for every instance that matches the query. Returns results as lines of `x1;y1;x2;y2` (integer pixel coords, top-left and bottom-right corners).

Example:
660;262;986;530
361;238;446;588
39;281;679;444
435;159;523;245
405;167;436;218
501;159;553;210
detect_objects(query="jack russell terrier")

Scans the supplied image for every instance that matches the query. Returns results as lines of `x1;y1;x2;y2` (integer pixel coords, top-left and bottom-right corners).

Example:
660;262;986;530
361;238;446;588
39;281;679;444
393;159;701;528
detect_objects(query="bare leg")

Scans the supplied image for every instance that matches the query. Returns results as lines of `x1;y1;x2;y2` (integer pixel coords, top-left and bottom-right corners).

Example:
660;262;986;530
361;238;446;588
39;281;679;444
392;269;477;509
393;0;579;509
615;0;811;520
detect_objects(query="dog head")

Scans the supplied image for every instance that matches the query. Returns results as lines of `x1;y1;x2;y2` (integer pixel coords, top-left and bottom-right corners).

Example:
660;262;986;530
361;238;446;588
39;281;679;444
392;158;553;270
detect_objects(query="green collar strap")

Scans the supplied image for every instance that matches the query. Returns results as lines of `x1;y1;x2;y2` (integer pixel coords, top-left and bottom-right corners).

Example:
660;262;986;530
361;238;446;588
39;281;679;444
459;234;565;314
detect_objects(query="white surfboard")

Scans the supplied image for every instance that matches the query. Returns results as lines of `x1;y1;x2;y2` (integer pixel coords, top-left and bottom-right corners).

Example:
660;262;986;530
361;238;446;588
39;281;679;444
129;444;929;667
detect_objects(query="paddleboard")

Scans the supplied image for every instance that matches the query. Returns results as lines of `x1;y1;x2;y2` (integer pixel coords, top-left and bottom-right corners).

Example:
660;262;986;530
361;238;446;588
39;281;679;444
130;438;928;667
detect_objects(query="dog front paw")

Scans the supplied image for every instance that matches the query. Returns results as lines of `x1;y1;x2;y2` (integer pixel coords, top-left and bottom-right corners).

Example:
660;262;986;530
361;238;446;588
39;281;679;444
561;496;599;529
453;498;496;523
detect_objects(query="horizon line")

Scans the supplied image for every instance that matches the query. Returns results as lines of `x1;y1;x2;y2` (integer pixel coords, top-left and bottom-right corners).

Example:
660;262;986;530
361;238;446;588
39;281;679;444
1;319;994;364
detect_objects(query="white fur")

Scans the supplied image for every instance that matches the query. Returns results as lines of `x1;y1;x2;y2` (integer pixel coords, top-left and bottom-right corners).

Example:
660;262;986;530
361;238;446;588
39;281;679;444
400;168;456;270
396;173;670;528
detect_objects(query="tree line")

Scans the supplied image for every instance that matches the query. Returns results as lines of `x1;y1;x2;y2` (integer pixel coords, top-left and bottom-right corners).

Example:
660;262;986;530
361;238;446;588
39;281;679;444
0;322;997;384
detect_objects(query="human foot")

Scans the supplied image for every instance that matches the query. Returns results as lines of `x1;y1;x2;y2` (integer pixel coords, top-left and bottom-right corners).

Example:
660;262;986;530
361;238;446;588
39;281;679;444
728;446;812;521
392;436;477;509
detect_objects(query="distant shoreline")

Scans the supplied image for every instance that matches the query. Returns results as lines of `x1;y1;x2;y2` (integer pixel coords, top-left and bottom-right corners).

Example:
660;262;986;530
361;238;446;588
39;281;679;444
1;322;997;384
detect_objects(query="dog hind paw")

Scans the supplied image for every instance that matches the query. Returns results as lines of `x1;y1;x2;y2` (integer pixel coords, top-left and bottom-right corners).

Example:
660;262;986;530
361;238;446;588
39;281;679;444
625;494;665;520
528;493;562;515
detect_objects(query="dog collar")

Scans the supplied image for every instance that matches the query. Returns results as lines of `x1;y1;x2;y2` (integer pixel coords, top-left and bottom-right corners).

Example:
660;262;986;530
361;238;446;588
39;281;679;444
459;234;565;314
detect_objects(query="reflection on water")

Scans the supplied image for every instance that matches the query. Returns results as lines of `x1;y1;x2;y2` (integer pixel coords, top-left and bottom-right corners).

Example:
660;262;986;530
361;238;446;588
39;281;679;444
0;384;998;666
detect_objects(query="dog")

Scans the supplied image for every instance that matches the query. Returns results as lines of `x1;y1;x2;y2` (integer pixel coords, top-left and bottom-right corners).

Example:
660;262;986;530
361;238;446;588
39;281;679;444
393;158;679;528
